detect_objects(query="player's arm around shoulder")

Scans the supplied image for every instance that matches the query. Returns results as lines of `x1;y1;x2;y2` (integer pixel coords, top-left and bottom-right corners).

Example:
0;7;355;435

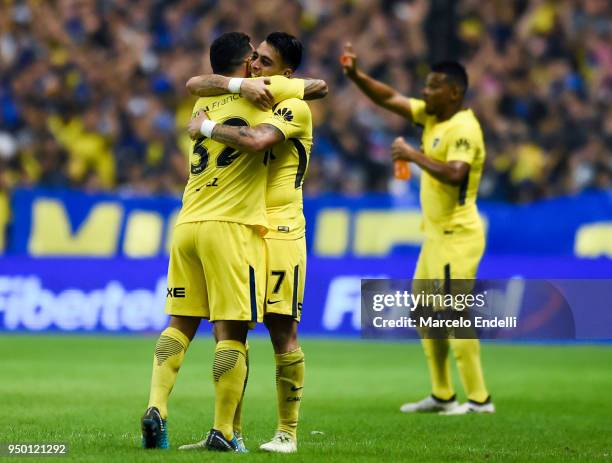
213;123;285;153
187;108;285;153
207;98;312;153
302;78;328;100
265;75;327;103
186;74;327;112
186;74;234;97
186;74;275;111
232;97;313;151
232;76;326;111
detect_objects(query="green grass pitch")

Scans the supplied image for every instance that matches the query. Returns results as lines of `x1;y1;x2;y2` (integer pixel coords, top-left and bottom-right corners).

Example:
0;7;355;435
2;335;611;462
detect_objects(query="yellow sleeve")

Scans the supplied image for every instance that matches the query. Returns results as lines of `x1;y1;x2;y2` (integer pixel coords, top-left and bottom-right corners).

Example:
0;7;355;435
259;75;305;102
446;129;477;164
259;99;310;140
409;98;427;126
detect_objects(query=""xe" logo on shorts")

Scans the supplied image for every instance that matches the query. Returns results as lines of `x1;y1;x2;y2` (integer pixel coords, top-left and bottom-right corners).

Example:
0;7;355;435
166;287;186;298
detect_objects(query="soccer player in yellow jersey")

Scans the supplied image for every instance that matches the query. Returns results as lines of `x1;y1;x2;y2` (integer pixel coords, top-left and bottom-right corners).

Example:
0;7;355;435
140;32;325;453
186;32;316;453
343;43;495;415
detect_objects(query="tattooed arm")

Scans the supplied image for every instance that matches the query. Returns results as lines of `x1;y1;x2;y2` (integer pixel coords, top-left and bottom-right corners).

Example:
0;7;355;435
303;78;328;100
185;75;234;96
211;123;285;152
186;74;328;110
187;74;328;98
186;75;274;111
187;108;285;151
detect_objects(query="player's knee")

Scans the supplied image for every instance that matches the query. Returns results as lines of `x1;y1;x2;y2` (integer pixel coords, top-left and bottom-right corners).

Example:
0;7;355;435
265;315;299;354
271;336;298;354
169;315;201;341
214;320;249;343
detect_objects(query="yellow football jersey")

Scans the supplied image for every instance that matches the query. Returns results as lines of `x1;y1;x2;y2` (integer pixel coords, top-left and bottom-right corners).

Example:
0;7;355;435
176;76;305;230
409;98;486;234
260;98;313;239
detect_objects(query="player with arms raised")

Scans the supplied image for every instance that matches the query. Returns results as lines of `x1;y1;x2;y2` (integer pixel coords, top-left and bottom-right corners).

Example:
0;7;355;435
342;44;495;415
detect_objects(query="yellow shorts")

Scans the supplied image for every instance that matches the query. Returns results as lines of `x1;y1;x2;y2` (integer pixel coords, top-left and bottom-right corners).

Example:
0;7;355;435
264;237;306;322
165;221;266;323
413;227;485;296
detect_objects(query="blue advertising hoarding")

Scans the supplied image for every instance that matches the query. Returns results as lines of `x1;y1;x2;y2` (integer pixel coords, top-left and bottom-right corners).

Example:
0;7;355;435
1;256;610;337
4;188;612;258
1;188;610;337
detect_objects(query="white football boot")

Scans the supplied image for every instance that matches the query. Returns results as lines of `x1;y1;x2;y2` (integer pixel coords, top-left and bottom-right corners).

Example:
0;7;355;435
178;431;248;452
440;399;495;415
400;395;459;413
259;431;297;453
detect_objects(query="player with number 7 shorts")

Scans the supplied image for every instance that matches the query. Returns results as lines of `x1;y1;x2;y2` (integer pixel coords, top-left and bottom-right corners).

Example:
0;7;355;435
141;31;326;453
185;32;321;453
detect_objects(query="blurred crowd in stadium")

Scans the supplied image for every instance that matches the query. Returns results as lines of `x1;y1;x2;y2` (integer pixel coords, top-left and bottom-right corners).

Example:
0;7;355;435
0;0;610;204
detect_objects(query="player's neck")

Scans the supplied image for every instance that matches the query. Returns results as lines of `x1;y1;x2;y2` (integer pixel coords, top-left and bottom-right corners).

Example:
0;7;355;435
436;103;464;122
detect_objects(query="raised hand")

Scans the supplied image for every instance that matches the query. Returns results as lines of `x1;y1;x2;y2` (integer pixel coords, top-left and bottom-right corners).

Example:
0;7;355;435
340;42;358;76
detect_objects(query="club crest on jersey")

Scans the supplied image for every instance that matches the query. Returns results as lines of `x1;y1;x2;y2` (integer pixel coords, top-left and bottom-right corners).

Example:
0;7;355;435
432;137;441;149
455;138;471;151
275;107;294;122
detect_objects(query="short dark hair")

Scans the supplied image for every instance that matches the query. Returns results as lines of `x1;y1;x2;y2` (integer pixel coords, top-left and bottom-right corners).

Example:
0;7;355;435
431;61;469;94
210;32;252;74
265;32;302;71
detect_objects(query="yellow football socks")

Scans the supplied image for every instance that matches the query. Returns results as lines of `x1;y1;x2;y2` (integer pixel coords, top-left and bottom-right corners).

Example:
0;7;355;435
213;340;247;441
147;327;190;419
421;338;454;400
450;338;489;403
233;342;249;434
275;348;305;438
